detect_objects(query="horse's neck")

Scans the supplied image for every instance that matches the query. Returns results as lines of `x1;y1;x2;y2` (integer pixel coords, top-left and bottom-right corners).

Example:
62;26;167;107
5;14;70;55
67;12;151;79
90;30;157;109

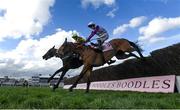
73;45;87;57
55;49;60;57
74;47;84;55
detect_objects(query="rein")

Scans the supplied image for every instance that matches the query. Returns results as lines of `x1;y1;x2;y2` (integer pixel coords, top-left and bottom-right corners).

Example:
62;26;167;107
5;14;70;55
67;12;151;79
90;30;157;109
61;55;71;60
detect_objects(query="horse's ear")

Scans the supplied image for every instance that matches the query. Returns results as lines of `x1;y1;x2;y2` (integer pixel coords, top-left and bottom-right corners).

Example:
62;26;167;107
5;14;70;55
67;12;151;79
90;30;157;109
64;38;67;44
52;45;55;48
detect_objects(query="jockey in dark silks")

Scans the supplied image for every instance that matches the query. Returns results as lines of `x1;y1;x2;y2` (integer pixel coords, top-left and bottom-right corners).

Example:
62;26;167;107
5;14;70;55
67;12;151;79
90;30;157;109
85;22;115;65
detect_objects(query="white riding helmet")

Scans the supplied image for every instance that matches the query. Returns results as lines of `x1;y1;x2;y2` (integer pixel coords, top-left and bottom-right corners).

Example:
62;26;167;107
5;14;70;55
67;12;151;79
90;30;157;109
88;22;95;28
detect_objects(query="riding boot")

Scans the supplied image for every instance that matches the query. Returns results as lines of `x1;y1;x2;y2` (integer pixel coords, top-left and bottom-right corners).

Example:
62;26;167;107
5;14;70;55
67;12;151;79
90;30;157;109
98;40;106;64
97;40;103;51
98;40;115;65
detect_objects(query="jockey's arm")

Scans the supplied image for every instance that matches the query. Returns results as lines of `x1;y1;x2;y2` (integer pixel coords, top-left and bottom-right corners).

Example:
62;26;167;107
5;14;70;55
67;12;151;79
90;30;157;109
86;31;95;42
86;26;99;42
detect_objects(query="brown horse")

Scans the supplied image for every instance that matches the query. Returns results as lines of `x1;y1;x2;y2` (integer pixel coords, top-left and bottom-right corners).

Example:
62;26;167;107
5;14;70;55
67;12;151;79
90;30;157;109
58;38;144;93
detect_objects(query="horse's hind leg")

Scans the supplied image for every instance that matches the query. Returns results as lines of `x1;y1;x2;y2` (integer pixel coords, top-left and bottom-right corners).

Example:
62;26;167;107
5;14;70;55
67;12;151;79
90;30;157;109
136;50;145;59
115;50;125;59
115;50;133;59
128;52;141;59
116;50;140;59
52;69;68;91
128;40;145;59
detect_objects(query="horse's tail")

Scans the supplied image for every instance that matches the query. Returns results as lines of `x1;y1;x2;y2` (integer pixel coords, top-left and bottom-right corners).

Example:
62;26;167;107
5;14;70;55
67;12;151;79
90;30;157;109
128;40;144;58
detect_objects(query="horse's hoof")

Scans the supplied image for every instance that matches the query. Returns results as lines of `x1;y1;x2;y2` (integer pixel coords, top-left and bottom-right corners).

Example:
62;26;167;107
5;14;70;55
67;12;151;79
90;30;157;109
69;88;73;92
47;79;51;83
52;89;55;92
51;87;56;92
85;91;89;93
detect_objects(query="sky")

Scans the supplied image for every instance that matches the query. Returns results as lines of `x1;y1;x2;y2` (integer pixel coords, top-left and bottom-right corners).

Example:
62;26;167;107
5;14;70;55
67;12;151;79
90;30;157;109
0;0;180;78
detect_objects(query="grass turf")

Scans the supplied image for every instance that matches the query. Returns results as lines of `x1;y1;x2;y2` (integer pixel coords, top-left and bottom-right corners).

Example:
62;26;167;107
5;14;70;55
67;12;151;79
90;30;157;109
0;87;180;109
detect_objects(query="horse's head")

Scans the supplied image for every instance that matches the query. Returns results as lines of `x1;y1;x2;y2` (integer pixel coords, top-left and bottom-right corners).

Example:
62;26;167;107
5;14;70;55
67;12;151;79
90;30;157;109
58;38;74;58
42;45;57;60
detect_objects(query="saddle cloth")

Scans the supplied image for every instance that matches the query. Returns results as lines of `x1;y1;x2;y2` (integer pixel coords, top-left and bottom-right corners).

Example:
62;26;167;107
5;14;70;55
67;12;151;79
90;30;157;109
102;42;113;52
90;42;113;52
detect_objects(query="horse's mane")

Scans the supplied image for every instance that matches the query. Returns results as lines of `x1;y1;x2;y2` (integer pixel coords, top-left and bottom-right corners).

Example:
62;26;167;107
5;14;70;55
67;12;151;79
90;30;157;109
66;42;94;52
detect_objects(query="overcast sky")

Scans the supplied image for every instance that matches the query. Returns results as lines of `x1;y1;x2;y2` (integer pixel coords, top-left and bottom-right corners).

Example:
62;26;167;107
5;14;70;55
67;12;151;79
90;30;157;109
0;0;180;78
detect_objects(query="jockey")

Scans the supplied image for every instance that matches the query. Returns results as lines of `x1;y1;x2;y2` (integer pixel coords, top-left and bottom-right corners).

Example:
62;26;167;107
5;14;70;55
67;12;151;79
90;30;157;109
71;33;85;58
86;22;108;50
85;22;115;65
72;33;86;44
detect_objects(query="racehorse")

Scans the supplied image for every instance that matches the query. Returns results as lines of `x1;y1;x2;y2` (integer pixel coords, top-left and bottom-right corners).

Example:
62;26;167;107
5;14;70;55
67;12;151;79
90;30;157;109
58;38;144;93
42;46;83;91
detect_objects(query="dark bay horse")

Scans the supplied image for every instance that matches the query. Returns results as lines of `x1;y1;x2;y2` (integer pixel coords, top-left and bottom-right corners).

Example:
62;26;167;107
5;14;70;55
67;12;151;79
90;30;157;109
58;38;144;93
42;46;83;91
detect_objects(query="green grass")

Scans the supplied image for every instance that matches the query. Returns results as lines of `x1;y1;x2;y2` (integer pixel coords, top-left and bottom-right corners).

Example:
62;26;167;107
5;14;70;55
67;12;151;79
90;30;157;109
0;87;180;109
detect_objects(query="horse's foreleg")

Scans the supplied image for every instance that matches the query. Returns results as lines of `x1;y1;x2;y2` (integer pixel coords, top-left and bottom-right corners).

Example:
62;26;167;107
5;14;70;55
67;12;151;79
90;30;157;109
48;66;65;83
86;67;92;93
52;69;68;91
69;65;90;92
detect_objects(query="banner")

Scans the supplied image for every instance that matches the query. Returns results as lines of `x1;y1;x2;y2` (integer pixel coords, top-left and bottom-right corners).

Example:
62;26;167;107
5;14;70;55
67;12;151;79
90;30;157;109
64;75;175;93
